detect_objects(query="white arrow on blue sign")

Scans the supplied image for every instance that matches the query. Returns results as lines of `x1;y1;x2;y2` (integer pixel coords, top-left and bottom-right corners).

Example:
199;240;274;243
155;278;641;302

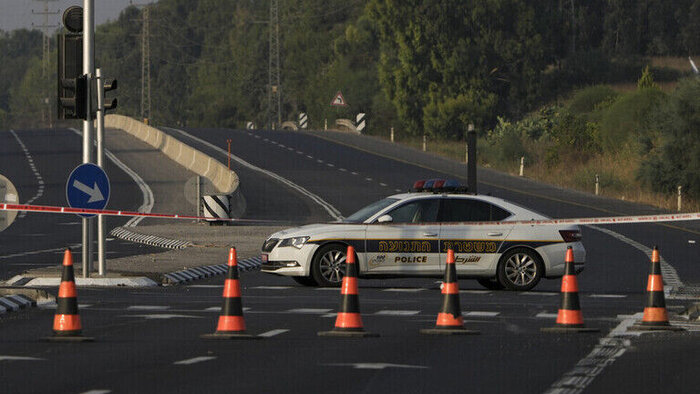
66;163;110;218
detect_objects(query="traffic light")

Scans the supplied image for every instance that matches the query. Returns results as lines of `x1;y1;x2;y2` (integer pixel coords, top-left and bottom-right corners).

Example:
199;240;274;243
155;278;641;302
59;74;88;120
103;79;118;112
57;33;83;120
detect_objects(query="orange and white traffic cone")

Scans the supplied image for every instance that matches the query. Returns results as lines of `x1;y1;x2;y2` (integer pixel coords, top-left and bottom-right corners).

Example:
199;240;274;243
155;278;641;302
318;245;378;337
201;248;258;339
46;249;93;342
421;249;479;335
542;247;598;333
629;246;684;331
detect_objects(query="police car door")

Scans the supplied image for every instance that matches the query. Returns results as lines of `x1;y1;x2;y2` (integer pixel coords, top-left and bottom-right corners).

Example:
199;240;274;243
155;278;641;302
364;197;442;276
438;197;514;275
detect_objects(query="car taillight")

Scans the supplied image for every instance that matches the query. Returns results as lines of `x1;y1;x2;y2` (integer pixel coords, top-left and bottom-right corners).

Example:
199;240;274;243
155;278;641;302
559;230;582;242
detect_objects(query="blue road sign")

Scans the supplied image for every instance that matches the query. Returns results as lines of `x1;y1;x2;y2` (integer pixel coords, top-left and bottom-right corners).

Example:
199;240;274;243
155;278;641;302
66;163;110;218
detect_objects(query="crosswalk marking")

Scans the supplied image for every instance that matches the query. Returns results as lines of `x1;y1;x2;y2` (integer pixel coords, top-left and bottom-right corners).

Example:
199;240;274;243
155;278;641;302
174;356;216;365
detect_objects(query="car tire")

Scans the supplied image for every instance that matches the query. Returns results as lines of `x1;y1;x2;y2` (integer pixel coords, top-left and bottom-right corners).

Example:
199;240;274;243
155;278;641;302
476;278;505;290
311;244;349;287
497;248;544;291
292;276;318;286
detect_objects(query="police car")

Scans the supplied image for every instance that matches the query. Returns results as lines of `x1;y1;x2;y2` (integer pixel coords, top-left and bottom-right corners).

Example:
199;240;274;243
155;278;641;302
261;179;585;291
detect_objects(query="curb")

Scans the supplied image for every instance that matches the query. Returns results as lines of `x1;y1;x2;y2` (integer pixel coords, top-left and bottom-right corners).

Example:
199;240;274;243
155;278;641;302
3;276;158;288
110;226;193;250
162;256;262;285
0;294;37;316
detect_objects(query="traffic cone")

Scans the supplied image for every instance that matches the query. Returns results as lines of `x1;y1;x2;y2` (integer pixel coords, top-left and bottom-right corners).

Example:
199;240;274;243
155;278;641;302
542;247;599;333
318;245;378;337
201;248;258;339
421;249;479;335
629;246;684;331
46;249;93;342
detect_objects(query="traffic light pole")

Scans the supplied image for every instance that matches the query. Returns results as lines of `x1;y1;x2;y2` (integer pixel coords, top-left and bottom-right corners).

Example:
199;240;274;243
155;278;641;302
82;0;95;278
96;68;106;276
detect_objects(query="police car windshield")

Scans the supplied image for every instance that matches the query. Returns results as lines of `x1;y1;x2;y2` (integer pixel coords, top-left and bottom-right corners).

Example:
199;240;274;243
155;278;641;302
343;198;399;223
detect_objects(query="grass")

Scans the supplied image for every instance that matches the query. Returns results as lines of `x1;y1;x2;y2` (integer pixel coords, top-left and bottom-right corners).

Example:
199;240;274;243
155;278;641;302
373;130;699;213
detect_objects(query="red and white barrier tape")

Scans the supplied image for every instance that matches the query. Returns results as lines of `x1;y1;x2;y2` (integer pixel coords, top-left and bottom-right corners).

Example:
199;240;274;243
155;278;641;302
0;203;268;223
1;203;700;226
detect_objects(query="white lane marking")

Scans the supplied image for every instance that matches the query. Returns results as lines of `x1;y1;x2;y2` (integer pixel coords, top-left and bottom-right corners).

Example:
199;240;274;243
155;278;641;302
323;363;428;370
382;288;425;293
278;144;285;148
365;177;373;181
395;188;403;192
127;305;170;311
464;311;500;317
122;314;202;320
174;356;216;365
317;159;324;164
459;290;491;294
588;225;684;289
306;155;313;159
339;168;347;172
321;313;337;318
254;135;261;139
520;292;558;296
164;127;342;220
9;130;44;218
296;150;304;154
0;355;45;361
374;310;419;316
204;307;250;312
70;128;154;227
287;147;294;151
258;329;289;338
544;314;640;394
58;222;82;225
327;163;335;168
287;308;332;314
351;172;358;175
252;286;292;290
589;294;627;298
536;312;558;318
379;182;387;187
80;390;111;394
315;288;339;291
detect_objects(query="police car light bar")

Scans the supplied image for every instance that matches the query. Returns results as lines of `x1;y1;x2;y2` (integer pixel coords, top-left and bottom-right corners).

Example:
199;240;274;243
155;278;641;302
411;179;467;193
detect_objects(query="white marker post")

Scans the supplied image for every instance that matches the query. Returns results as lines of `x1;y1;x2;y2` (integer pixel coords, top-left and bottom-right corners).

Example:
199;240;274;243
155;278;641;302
96;68;106;276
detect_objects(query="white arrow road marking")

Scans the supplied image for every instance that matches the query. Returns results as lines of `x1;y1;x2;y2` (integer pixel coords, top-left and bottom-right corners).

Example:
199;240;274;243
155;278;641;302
323;363;428;370
0;356;45;361
123;314;202;320
72;180;104;203
174;356;216;365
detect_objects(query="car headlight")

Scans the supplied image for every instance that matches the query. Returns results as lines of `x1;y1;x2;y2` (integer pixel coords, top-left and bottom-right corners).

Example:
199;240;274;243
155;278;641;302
278;236;310;249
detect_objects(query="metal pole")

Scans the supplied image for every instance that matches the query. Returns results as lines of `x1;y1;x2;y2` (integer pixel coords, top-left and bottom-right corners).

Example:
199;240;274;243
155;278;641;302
678;186;682;212
390;127;394;143
196;176;202;223
519;156;524;176
96;68;106;276
467;124;477;194
82;0;95;278
595;174;600;196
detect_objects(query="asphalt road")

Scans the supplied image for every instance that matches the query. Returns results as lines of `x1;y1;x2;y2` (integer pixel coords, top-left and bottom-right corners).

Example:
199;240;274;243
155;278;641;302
1;126;698;393
0;128;166;279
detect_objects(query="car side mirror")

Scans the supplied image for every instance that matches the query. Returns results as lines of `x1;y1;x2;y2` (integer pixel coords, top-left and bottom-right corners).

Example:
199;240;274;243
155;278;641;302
376;214;393;223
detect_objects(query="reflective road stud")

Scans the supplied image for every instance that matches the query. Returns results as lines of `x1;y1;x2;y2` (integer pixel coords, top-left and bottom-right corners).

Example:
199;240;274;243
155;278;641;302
542;247;599;333
421;249;479;335
629;246;684;331
46;249;93;342
201;248;259;339
318;246;378;338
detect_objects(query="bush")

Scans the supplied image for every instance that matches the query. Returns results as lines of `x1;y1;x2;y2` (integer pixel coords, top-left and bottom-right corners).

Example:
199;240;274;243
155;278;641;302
597;88;667;152
568;85;619;114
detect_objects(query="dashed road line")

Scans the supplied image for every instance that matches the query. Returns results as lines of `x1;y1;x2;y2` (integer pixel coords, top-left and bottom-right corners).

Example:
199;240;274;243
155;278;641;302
374;310;420;316
286;308;332;314
251;286;293;290
80;390;111;394
536;312;558;318
0;355;45;361
589;294;627;298
258;329;290;338
174;356;216;365
9;130;44;219
465;311;500;317
383;288;426;293
127;306;170;311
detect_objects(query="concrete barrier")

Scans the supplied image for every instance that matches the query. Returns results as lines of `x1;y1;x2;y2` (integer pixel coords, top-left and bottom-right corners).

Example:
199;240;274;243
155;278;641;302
105;115;245;217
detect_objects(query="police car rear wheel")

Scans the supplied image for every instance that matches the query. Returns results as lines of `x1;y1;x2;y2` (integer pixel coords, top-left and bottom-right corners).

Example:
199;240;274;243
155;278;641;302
497;248;543;291
311;244;347;287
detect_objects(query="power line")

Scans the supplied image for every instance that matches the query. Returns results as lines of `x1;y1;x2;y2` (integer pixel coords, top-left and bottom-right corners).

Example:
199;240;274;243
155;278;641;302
32;0;59;127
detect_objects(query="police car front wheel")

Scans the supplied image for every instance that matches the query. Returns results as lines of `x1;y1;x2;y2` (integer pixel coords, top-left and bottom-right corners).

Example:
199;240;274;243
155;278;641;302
497;248;544;291
311;244;348;287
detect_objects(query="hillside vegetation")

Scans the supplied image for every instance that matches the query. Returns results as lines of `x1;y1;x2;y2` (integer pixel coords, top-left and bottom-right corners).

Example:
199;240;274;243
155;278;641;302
1;0;699;206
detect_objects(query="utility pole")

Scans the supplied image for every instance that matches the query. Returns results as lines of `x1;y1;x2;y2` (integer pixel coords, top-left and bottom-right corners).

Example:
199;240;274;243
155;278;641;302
141;6;151;122
82;0;95;277
32;0;59;127
268;0;281;129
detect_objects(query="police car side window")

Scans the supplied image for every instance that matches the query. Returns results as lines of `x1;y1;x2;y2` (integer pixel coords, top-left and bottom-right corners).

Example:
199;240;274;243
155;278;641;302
439;199;510;222
386;199;440;223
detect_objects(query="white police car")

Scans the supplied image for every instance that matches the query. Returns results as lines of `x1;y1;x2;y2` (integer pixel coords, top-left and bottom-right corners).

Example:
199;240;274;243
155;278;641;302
261;179;585;291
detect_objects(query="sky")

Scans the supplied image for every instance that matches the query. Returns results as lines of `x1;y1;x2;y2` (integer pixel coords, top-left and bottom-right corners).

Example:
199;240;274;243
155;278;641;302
0;0;153;32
